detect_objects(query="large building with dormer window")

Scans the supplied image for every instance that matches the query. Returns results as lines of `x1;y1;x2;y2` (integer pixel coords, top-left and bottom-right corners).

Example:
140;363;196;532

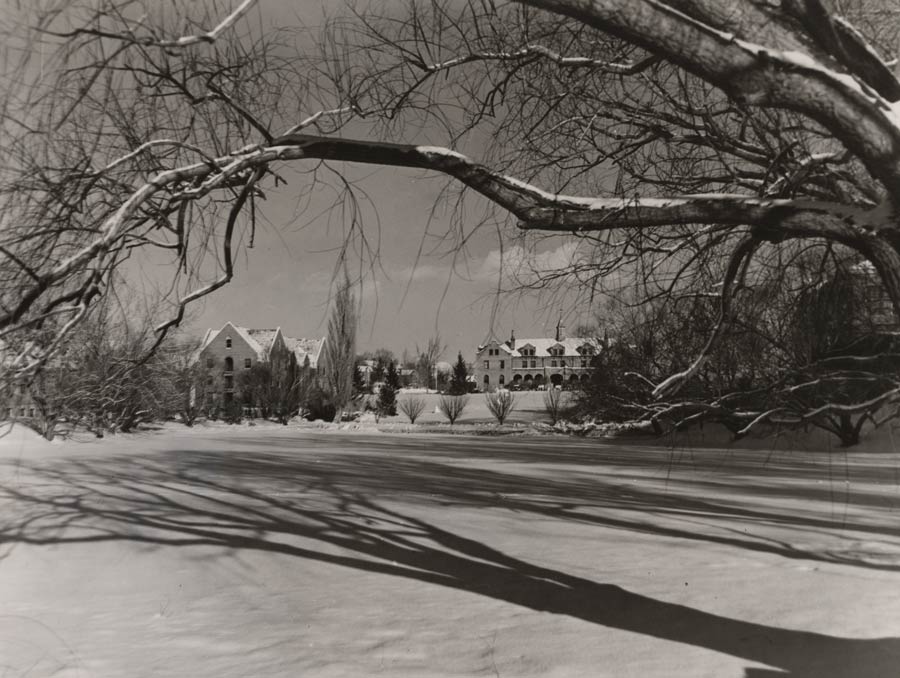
474;321;604;391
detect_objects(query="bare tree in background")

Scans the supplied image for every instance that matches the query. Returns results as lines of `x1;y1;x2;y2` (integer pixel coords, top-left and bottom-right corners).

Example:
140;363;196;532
398;396;427;424
416;336;446;391
438;394;468;425
4;1;900;440
322;274;357;422
485;390;517;425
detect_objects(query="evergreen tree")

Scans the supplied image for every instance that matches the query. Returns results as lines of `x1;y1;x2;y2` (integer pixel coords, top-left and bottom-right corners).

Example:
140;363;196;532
385;360;401;390
377;361;399;417
448;352;468;395
371;357;386;385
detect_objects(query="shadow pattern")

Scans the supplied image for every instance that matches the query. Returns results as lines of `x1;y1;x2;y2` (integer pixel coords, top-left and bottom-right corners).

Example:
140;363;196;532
1;432;898;677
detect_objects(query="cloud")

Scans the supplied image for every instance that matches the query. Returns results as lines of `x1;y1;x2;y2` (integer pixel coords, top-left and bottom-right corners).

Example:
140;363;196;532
475;241;582;284
388;261;448;283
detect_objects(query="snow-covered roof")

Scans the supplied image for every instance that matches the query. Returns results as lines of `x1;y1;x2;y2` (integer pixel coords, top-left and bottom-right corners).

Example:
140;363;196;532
478;336;601;357
285;336;325;368
246;328;279;350
199;322;280;361
199;322;326;367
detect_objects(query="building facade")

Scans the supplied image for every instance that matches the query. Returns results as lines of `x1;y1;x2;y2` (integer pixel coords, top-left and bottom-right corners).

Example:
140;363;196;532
474;322;604;391
196;322;325;409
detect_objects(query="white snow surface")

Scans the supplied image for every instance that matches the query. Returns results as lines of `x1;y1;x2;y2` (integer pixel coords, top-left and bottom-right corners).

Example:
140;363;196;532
1;427;899;677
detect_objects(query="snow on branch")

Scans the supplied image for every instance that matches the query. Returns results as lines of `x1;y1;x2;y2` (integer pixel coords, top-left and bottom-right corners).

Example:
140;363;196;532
419;43;658;75
46;0;256;49
519;0;900;196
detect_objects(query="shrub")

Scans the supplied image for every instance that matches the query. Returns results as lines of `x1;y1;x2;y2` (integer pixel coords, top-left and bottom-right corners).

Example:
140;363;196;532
544;387;566;425
305;387;337;422
377;382;397;417
485;390;516;424
398;396;426;423
438;395;468;425
222;401;243;424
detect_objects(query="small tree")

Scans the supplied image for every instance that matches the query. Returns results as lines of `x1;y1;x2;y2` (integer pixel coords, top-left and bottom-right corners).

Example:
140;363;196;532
385;359;401;391
485;390;516;425
239;362;274;418
165;350;207;427
544;388;566;426
438;395;468;425
448;352;469;395
370;357;386;386
377;361;400;417
398;396;426;424
416;335;445;391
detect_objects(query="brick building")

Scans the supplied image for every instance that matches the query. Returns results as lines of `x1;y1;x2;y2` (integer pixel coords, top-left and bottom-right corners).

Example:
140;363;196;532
196;322;325;409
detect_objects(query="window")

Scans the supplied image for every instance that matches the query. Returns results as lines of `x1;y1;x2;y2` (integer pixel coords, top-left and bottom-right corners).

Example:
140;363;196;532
224;375;234;389
206;357;214;368
551;360;557;368
581;359;589;367
530;359;536;368
499;374;505;385
224;357;234;372
484;360;489;369
244;358;252;369
499;360;505;369
225;337;232;348
483;374;490;385
206;376;213;385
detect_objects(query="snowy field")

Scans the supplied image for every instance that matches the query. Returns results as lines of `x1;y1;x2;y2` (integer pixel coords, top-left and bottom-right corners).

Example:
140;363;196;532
1;426;899;677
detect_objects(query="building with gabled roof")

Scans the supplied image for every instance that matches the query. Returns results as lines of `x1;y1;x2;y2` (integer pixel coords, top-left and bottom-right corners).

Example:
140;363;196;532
196;322;325;409
474;320;604;391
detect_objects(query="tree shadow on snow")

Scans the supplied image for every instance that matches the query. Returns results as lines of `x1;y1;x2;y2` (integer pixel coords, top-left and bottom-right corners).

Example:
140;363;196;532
0;440;898;678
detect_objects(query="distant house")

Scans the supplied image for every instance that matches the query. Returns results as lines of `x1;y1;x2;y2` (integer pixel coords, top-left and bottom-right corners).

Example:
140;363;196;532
196;322;325;409
474;321;604;391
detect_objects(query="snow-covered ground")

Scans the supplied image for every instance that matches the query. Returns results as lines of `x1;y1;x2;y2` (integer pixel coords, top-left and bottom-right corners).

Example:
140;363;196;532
1;426;898;677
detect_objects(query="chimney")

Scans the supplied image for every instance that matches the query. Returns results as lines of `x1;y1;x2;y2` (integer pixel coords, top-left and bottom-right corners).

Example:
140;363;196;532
508;329;516;350
555;319;565;341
